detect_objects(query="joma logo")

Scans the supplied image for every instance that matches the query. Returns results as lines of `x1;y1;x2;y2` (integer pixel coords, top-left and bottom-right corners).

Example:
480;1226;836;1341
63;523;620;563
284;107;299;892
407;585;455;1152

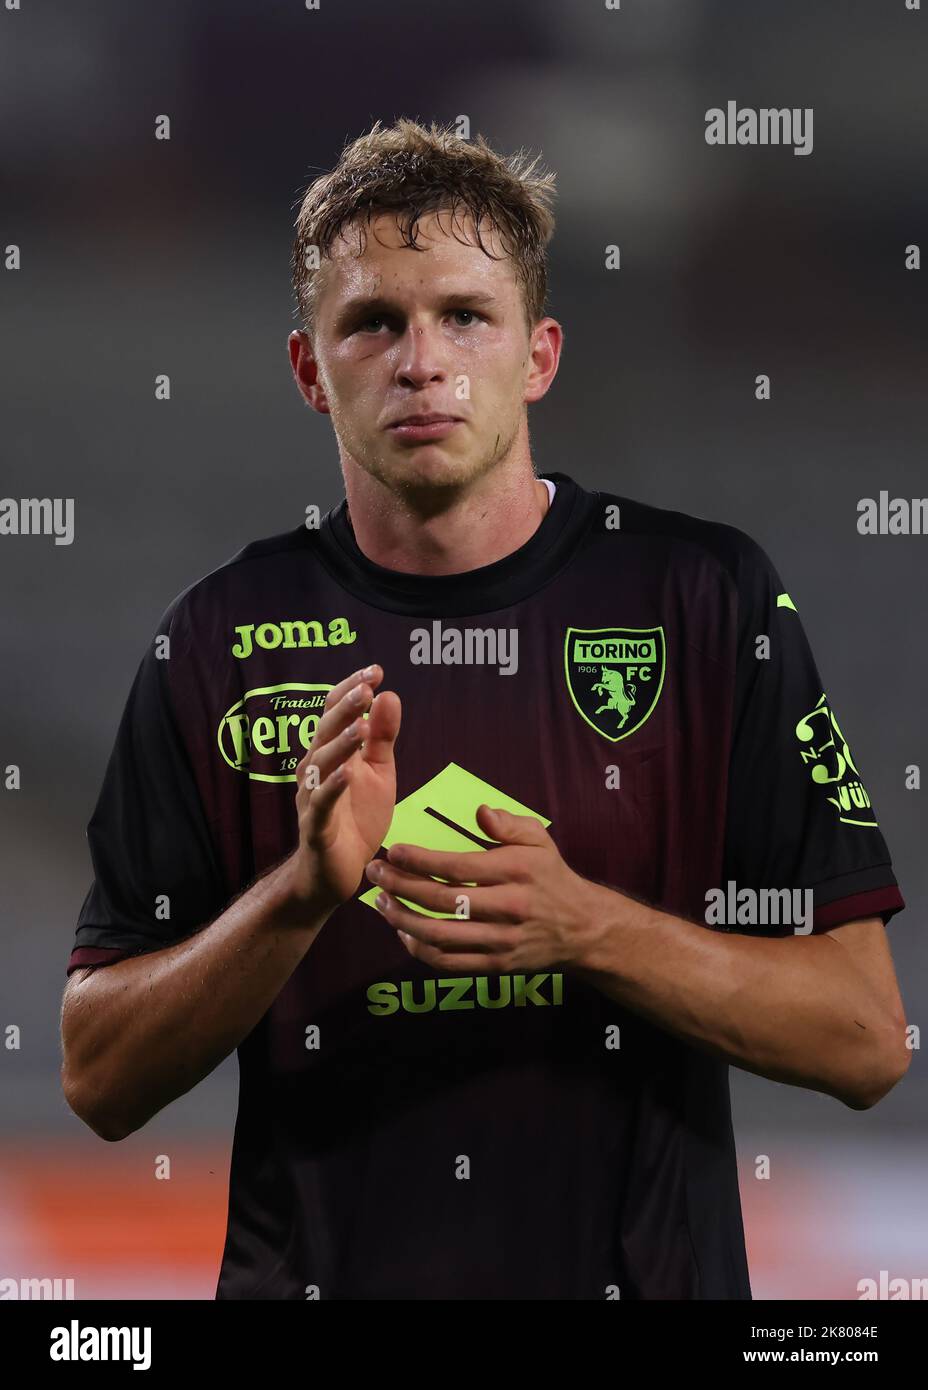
367;974;564;1015
231;617;357;659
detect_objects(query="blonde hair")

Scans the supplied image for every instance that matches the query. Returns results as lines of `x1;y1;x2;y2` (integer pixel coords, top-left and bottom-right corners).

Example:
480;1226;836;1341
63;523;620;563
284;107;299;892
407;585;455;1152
292;117;557;338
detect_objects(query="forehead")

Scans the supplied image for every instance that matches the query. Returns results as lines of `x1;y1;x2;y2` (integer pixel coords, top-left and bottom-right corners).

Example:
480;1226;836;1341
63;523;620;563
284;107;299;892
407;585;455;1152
319;207;519;306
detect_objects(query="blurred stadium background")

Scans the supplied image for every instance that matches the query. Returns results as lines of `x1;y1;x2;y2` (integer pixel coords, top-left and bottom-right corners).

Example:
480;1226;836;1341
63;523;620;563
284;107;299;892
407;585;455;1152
1;0;925;1298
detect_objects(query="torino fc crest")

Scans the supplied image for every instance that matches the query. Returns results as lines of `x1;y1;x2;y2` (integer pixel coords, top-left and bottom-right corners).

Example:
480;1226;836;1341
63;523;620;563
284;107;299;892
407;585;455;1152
564;627;666;742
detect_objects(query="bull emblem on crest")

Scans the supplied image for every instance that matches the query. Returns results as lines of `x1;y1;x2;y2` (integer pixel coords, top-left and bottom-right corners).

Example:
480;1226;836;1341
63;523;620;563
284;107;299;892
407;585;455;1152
591;667;637;728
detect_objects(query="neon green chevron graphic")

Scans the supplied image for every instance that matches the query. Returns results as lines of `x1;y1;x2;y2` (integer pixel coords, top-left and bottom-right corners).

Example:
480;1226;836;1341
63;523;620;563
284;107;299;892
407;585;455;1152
359;762;551;918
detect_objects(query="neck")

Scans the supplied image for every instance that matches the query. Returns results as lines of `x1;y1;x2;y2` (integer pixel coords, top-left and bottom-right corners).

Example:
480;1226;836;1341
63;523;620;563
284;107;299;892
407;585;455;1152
340;459;551;575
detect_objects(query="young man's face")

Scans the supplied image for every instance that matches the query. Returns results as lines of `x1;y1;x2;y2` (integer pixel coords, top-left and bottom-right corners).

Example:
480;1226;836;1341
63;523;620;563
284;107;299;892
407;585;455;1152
290;208;560;497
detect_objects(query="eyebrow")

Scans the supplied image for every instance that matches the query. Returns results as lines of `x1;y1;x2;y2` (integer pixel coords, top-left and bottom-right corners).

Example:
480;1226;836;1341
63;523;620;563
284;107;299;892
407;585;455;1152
335;289;499;328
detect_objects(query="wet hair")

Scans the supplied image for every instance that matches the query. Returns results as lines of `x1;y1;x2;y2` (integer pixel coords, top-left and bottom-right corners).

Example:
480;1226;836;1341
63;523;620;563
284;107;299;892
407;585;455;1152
291;117;557;339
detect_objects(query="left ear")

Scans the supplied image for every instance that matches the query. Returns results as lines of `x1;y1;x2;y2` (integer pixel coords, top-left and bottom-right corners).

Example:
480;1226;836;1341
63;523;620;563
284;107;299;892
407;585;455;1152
288;330;330;414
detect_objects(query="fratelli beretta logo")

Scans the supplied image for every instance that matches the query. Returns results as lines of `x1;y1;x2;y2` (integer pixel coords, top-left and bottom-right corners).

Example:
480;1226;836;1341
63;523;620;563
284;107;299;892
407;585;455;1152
564;627;666;741
218;682;332;782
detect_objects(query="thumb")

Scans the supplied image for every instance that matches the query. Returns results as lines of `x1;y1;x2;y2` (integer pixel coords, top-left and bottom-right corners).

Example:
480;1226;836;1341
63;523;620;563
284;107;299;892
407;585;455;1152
476;805;550;846
361;689;402;765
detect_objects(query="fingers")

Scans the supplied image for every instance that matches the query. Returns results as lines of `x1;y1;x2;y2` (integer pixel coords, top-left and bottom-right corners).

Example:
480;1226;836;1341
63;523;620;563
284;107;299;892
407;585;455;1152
295;707;364;841
366;860;479;916
303;686;401;791
295;665;381;778
308;664;383;754
303;716;365;785
372;890;518;955
385;841;513;886
302;755;352;841
323;664;383;715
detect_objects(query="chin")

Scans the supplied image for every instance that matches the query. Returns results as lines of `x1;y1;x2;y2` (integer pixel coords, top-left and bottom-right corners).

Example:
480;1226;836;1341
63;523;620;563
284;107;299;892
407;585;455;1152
383;449;482;492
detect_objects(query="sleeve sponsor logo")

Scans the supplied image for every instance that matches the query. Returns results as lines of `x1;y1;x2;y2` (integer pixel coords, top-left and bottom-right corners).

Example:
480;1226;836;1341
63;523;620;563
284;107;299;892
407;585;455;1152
795;694;878;827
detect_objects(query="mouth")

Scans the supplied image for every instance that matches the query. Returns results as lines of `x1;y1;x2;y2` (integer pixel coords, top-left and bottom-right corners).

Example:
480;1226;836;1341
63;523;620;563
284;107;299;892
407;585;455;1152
386;413;464;443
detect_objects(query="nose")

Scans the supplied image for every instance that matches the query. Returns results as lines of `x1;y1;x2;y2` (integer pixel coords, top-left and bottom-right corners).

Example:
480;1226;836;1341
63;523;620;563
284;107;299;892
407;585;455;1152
394;322;448;389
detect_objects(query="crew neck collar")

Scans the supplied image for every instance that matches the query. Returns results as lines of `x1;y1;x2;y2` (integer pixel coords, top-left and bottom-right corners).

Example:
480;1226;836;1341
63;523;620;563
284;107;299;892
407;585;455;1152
310;471;596;617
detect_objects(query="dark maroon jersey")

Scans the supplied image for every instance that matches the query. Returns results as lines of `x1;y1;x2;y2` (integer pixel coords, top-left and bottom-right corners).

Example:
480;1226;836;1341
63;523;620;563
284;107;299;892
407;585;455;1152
66;470;904;1299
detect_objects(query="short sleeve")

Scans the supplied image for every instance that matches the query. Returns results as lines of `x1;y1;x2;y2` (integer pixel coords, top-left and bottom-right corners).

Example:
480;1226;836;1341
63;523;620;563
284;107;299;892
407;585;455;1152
721;536;904;934
67;599;229;976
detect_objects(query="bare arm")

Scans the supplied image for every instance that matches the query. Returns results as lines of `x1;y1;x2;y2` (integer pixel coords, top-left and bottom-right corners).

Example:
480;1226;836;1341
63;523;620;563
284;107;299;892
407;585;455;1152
570;893;910;1110
61;857;330;1141
363;816;910;1111
61;663;402;1141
